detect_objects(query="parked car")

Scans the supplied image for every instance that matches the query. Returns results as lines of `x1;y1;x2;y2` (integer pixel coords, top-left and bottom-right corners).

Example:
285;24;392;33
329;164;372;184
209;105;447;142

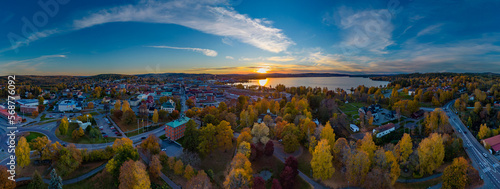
483;153;488;157
141;137;146;140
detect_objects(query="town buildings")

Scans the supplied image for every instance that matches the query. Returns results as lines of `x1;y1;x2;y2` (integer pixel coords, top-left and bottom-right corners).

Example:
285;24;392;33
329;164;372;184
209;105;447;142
165;115;190;141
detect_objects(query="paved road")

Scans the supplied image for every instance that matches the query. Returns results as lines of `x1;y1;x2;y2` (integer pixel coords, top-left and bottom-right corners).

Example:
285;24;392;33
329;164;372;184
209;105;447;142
139;150;180;189
443;100;500;188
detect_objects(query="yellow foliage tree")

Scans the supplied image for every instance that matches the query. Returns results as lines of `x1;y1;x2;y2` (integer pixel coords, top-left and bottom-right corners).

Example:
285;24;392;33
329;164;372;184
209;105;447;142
216;121;234;151
320;121;335;152
174;160;184;175
119;160;150;189
184;165;195;180
224;153;253;189
477;124;491;140
237;141;251;158
16;137;30;168
149;155;162;180
418;133;445;175
236;131;252;146
442;157;469;189
152;109;159;123
311;139;334;180
360;133;376;163
346;150;370;185
30;136;50;158
396;133;413;163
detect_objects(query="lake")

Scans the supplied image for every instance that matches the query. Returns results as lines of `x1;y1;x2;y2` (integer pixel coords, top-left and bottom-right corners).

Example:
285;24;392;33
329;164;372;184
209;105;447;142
237;77;390;91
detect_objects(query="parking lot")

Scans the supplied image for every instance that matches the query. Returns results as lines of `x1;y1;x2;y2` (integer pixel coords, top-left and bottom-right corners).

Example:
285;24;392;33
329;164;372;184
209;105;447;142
96;116;121;138
161;140;183;157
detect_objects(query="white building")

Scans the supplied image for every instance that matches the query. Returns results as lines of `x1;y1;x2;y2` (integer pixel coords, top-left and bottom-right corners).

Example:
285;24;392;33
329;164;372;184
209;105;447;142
161;99;176;113
373;123;396;138
58;100;82;112
350;124;359;132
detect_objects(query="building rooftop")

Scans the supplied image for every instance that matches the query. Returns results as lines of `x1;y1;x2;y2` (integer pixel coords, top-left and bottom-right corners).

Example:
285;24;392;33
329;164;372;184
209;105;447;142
374;123;395;133
165;116;190;128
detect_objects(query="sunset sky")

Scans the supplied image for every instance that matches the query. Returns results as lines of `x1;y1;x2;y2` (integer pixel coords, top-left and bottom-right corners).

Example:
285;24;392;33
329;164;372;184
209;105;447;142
0;0;499;76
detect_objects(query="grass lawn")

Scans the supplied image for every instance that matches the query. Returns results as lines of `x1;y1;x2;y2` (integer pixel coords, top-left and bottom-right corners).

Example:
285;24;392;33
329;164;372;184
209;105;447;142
61;160;107;180
55;123;117;144
110;116;137;132
252;155;312;189
297;149;313;177
62;169;116;189
197;143;237;187
25;132;45;143
39;114;53;121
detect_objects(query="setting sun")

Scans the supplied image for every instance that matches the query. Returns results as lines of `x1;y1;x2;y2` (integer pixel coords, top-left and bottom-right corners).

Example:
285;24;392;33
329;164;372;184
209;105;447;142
256;68;269;73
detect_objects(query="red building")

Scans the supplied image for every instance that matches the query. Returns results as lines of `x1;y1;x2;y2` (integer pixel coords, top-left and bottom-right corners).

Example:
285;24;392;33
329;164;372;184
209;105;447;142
0;106;23;124
20;105;38;114
165;116;190;141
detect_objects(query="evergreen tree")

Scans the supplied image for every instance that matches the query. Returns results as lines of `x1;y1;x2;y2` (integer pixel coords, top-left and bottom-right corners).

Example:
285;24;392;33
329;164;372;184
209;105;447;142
49;169;63;189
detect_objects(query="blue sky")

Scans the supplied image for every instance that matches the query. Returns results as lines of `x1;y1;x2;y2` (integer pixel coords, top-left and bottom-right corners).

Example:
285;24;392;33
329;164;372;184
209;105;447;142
0;0;499;75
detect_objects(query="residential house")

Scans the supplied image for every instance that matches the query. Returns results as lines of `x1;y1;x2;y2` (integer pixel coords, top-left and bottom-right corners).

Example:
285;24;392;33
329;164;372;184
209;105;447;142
161;99;176;113
483;135;500;154
373;123;396;138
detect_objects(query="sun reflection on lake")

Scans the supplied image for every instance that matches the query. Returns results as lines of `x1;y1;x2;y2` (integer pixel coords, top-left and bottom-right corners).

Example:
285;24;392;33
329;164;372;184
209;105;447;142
258;78;268;86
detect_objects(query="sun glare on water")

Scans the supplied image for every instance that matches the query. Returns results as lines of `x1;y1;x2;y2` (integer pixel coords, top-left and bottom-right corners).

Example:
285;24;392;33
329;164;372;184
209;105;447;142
258;78;269;86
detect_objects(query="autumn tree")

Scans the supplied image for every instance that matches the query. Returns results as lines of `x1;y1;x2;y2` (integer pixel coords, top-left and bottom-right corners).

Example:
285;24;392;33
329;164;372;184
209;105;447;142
441;157;469;189
224;153;253;189
87;102;94;109
271;179;282;189
59;116;69;135
253;176;265;189
174;159;184;175
0;165;15;189
32;110;39;117
395;133;413;163
280;166;295;189
251;122;270;144
360;133;376;163
346;150;370;185
320;121;336;152
56;144;82;176
119;160;150;189
16;136;30;168
477;123;491;140
149;155;162;180
72;127;84;140
237;141;251;158
152;109;158;123
184;164;195;180
236;129;252;145
182;119;199;152
187;171;212;189
140;134;161;156
30;136;50;158
264;140;274;156
311;139;334;180
107;138;139;178
216;120;234;151
198;123;217;156
282;133;299;153
418;133;445;175
474;101;482;114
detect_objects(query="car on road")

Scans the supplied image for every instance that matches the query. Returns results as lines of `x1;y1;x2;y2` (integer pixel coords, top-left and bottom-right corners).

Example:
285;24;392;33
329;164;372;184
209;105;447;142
141;137;146;140
161;148;167;151
464;131;467;134
484;153;488;157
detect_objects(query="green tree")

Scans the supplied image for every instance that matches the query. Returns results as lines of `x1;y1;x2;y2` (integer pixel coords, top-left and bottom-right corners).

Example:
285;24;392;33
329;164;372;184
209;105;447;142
49;169;63;189
28;170;44;189
182;119;199;152
198;123;217;156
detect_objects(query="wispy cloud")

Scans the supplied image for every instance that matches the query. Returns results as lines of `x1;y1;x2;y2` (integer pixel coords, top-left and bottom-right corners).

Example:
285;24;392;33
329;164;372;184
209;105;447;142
417;24;443;36
146;45;217;57
334;8;395;54
225;56;234;59
239;56;295;62
0;54;67;75
73;0;293;53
